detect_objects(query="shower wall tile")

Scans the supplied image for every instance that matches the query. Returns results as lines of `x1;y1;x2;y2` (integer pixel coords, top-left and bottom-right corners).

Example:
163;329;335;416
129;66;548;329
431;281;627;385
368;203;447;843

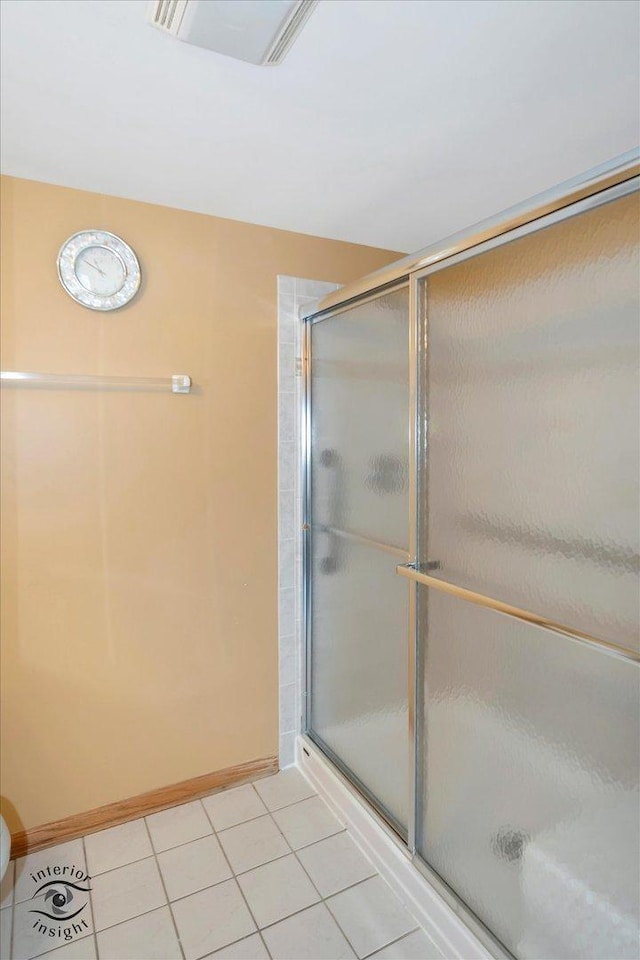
278;395;296;443
277;276;340;766
279;683;297;734
279;732;297;768
278;489;295;539
278;276;295;296
279;322;296;345
279;633;298;687
278;443;297;492
279;538;295;584
279;587;296;638
278;340;296;392
294;277;333;301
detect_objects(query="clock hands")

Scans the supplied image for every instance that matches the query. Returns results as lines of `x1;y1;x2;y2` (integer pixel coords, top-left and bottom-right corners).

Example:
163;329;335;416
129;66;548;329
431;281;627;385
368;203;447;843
83;259;107;277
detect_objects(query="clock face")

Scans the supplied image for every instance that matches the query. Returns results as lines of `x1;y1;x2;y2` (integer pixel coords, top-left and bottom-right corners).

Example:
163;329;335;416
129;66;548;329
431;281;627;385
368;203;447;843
74;246;126;297
57;231;141;310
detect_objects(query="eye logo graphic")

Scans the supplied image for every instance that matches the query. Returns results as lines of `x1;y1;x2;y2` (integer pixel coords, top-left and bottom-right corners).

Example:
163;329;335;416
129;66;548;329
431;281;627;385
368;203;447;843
32;879;91;921
28;864;92;944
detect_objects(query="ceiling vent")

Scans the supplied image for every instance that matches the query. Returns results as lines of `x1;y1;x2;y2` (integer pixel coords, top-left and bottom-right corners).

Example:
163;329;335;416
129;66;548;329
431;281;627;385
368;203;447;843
147;0;318;66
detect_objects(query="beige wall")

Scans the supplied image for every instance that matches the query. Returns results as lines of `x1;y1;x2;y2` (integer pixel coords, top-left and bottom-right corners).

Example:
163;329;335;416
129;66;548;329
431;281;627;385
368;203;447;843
0;175;400;832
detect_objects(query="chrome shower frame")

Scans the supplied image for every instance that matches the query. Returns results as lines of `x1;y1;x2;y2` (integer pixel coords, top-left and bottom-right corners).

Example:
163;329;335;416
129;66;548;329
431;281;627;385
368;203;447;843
299;150;640;959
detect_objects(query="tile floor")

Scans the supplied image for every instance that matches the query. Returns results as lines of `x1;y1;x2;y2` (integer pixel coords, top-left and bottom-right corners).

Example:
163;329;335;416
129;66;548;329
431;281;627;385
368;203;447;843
0;769;444;960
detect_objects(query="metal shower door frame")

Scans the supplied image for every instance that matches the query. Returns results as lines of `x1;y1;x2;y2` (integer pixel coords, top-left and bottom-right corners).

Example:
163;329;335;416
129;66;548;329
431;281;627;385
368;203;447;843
300;153;640;959
301;279;415;841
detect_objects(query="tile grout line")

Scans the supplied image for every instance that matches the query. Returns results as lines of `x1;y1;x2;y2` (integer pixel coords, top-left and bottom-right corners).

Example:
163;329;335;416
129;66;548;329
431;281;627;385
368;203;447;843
322;883;420;960
75;846;178;947
79;792;236;882
282;821;362;960
25;773;427;960
201;787;273;960
81;834;99;960
273;775;430;946
218;798;350;856
74;850;153;884
141;818;353;908
71;902;177;951
0;866;12;958
360;927;438;960
215;804;348;876
244;806;328;944
258;776;425;957
319;867;422;958
27;785;342;892
30;932;96;960
230;869;395;939
51;861;382;960
256;804;367;959
142;813;186;960
8;886;14;960
212;787;336;942
297;874;361;959
2;861;15;956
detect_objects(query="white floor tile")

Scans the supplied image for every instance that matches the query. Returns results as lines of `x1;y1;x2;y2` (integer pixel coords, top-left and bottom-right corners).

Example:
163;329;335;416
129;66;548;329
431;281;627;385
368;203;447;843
367;929;444;960
253;770;315;812
96;905;181;960
0;908;11;960
272;796;343;850
84;819;152;876
262;902;356;960
157;834;231;901
171;879;256;960
237;854;320;929
0;862;14;909
5;770;432;960
218;816;289;875
90;857;165;932
12;896;93;960
326;877;418;959
206;933;269;959
202;785;267;832
33;935;97;960
14;841;87;904
296;833;377;898
146;801;212;853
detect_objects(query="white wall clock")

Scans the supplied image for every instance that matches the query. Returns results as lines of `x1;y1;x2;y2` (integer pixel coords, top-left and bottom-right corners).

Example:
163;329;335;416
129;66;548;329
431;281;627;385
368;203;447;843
57;230;141;311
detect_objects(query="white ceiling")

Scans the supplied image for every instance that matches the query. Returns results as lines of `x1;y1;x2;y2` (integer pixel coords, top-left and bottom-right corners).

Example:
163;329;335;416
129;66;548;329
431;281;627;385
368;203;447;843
1;0;638;252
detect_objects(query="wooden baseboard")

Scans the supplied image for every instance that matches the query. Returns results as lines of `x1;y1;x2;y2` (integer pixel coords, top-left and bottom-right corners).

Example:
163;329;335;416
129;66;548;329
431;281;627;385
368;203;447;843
10;755;278;859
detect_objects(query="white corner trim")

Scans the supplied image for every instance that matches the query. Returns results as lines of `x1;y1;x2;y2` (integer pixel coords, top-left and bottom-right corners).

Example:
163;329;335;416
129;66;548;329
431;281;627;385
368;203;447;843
296;735;495;960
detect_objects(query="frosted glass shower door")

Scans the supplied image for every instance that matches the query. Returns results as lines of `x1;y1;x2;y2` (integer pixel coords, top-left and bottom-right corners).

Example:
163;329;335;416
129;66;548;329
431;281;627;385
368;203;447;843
307;286;411;833
417;191;640;958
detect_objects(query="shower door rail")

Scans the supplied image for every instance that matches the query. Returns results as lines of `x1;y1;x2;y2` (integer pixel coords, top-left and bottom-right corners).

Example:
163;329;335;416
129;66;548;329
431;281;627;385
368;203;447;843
314;523;409;559
301;151;639;319
396;563;639;664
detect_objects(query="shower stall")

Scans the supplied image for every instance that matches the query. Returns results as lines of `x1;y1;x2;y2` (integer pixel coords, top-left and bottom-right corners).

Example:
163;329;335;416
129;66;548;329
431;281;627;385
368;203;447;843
300;154;640;959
